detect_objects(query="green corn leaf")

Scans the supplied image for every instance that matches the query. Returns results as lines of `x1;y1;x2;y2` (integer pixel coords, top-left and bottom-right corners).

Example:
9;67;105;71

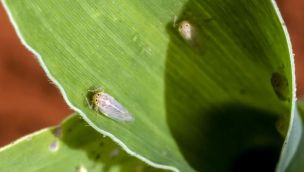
2;0;295;171
0;114;166;172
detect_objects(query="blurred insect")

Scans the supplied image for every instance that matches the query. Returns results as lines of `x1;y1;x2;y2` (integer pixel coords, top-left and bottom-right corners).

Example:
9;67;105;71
178;20;193;40
86;87;134;122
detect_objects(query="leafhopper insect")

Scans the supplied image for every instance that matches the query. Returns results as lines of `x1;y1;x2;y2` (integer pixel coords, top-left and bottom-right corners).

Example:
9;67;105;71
86;87;134;122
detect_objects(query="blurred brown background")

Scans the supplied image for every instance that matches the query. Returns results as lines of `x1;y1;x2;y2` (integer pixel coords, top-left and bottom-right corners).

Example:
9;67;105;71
0;4;72;146
0;1;303;147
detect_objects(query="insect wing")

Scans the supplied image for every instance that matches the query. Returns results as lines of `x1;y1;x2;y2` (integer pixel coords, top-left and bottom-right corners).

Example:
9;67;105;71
98;93;133;122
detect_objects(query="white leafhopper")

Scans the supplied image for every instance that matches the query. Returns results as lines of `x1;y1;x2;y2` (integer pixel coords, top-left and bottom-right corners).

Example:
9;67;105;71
178;20;193;40
87;87;134;122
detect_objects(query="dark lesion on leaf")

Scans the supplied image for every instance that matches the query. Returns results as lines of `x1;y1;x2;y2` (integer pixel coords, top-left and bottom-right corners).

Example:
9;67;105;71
271;72;290;101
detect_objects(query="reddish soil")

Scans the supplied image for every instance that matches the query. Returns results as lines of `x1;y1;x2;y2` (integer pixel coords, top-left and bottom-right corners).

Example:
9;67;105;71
277;0;304;98
0;4;72;146
0;1;303;147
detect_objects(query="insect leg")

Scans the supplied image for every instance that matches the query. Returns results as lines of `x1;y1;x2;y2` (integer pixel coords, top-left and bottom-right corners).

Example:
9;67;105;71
173;15;177;27
85;97;93;109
